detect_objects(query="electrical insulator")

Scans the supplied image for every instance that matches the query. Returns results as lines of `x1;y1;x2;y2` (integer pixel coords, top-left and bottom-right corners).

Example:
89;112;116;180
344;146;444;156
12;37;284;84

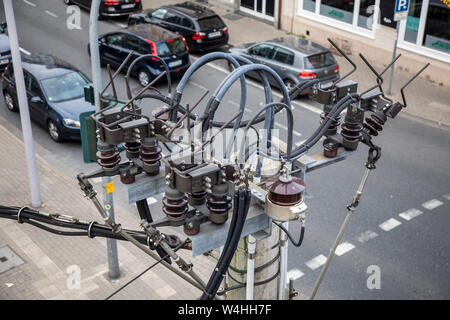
124;141;141;159
341;106;364;151
188;190;206;206
96;142;121;171
162;187;188;222
206;184;232;225
140;136;162;176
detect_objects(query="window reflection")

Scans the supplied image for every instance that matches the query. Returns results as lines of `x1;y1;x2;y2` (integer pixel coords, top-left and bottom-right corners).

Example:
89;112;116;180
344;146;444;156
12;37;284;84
423;0;450;54
320;0;355;24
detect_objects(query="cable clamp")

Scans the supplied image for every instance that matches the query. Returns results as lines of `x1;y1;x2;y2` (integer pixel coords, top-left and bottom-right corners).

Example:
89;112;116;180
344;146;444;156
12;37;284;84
17;206;28;224
87;221;97;239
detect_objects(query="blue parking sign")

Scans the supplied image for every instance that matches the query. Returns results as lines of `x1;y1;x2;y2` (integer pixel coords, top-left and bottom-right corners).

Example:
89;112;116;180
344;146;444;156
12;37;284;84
394;0;410;21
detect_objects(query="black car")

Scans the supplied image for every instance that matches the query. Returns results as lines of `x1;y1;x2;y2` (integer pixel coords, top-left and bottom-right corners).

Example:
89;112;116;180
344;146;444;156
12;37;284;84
128;1;229;52
96;24;190;86
64;0;142;18
1;53;94;142
0;22;11;72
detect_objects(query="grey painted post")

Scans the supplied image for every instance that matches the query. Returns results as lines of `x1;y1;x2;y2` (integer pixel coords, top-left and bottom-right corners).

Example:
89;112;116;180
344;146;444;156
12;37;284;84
387;22;400;95
89;0;120;279
3;0;41;208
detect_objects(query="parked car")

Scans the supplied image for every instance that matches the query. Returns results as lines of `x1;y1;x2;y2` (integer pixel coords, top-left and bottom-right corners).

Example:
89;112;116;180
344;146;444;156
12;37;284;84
63;0;142;18
94;24;191;86
229;36;340;94
128;1;229;52
0;22;11;72
1;53;94;142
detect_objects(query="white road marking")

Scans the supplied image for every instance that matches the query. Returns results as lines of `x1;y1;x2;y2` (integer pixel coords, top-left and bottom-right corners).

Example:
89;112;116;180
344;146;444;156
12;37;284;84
399;208;423;221
190;81;208;91
443;194;450;201
45;10;58;18
379;218;402;231
23;0;36;7
421;199;443;210
19;47;31;55
115;23;127;28
91;177;102;184
295;139;306;147
274;122;302;137
357;230;378;243
190;56;323;115
305;254;327;270
286;268;304;281
335;242;355;256
147;197;157;205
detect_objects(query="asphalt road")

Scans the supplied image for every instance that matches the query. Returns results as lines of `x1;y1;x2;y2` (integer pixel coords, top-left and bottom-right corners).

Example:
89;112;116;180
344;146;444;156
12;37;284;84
0;0;449;300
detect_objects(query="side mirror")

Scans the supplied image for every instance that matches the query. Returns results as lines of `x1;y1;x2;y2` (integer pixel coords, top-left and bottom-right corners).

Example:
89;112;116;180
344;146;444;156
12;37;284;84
0;22;6;33
31;96;43;103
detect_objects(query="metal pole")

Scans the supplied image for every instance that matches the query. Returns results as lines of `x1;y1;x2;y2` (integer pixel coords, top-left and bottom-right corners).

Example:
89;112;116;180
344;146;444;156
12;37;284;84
309;167;372;299
278;221;288;300
3;0;41;208
387;22;400;95
89;0;120;279
246;234;256;300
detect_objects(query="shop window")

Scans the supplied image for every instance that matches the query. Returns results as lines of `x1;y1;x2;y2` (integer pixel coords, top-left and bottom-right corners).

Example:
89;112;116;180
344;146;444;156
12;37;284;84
404;0;423;44
303;0;316;12
319;0;355;24
358;0;376;29
422;0;450;54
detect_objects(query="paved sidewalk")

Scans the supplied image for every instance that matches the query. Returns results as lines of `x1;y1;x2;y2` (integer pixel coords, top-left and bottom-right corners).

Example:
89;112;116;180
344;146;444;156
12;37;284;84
143;0;450;128
0;123;215;300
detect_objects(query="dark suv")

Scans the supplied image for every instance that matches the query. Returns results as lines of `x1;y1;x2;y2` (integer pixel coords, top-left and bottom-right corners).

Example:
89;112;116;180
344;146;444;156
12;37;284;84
0;22;11;72
128;1;229;52
1;53;94;142
96;24;191;86
64;0;142;18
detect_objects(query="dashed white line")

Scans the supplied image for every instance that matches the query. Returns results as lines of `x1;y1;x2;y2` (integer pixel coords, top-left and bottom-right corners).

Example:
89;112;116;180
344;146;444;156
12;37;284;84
295;139;306;147
23;0;36;7
45;10;58;18
286;268;304;281
19;47;31;55
421;199;443;210
399;208;423;221
147;197;157;205
115;23;128;28
190;81;208;91
443;194;450;201
274;122;302;137
379;218;402;231
335;242;355;256
227;100;252;113
357;230;378;243
305;254;327;270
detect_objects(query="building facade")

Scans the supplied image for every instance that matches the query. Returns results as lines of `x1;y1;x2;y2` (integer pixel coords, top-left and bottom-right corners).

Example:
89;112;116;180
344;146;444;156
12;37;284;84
210;0;450;87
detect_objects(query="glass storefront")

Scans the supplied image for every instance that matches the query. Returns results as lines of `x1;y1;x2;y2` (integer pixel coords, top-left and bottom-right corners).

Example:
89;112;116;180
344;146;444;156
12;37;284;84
240;0;275;20
399;0;450;59
298;0;379;33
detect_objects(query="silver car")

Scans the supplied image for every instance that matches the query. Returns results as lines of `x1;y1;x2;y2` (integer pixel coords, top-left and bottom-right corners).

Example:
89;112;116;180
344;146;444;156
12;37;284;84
229;36;340;94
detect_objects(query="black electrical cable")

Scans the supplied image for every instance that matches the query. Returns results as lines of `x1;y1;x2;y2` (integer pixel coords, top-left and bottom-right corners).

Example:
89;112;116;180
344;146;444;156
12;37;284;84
216;269;280;296
105;239;187;300
227;251;281;275
273;220;305;247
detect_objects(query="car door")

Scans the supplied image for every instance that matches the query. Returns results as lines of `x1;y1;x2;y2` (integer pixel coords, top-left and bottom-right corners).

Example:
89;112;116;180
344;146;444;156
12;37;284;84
177;17;195;46
123;35;144;68
246;43;276;81
268;46;296;85
147;8;168;26
159;10;182;32
26;73;47;126
100;32;127;67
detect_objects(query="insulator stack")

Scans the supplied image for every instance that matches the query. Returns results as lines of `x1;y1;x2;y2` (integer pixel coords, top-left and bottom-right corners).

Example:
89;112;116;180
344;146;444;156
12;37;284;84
124;141;141;159
188;190;206;206
363;115;384;136
163;187;188;222
207;184;232;225
320;112;341;135
341;106;364;151
140;136;161;176
341;123;363;147
265;175;306;222
96;142;120;171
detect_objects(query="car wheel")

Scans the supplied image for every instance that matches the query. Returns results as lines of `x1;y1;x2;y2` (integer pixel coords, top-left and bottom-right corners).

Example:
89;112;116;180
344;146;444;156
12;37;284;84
138;70;151;87
4;92;18;112
63;0;72;4
48;119;63;142
284;79;296;92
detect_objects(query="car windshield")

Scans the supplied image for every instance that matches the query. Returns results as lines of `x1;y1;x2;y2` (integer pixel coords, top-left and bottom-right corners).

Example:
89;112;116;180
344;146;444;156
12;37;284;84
40;71;88;103
197;16;225;30
304;52;336;69
157;38;186;56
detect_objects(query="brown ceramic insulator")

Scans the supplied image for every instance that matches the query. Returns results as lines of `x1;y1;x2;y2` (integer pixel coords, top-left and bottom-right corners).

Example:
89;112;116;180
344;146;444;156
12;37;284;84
96;148;121;170
320;112;341;133
183;224;200;236
323;142;338;158
341;122;363;142
120;175;135;184
266;176;305;206
162;196;188;221
140;145;162;176
124;141;141;159
207;194;232;215
188;191;206;206
363;115;384;137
